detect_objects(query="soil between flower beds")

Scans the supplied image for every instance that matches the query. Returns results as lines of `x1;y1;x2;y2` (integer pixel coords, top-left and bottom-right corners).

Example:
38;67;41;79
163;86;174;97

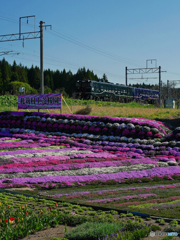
20;224;75;240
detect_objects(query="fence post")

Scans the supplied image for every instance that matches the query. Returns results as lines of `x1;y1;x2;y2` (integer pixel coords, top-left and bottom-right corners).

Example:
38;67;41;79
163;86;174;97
60;94;62;114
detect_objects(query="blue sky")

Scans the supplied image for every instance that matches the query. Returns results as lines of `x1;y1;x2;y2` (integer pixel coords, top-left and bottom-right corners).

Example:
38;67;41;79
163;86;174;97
1;0;180;87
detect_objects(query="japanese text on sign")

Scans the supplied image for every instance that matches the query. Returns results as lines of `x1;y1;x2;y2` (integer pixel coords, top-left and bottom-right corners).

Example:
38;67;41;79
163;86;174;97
18;94;62;109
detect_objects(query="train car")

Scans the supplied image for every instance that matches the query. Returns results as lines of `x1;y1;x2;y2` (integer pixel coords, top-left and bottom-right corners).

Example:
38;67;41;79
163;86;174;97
75;80;159;104
133;87;159;104
76;80;134;102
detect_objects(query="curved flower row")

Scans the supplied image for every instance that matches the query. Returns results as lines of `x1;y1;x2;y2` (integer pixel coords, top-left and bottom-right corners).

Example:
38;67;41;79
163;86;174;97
48;183;180;198
85;193;158;203
0;111;179;190
1;166;180;185
0;111;171;142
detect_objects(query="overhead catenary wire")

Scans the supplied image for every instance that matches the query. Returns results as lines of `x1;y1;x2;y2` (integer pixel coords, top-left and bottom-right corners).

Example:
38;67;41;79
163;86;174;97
0;40;125;81
0;13;141;67
48;28;142;67
1;13;180;85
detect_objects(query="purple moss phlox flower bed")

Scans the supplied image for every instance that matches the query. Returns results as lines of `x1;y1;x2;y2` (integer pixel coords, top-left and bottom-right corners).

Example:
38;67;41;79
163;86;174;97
0;111;179;192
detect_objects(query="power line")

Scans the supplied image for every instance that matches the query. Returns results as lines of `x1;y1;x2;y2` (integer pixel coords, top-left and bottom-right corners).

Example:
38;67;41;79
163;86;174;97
0;15;52;94
0;40;125;80
48;28;142;67
2;13;180;85
0;50;20;56
0;14;141;67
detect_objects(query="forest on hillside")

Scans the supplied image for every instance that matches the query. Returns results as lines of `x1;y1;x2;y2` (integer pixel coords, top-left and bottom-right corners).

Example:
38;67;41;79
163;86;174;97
0;58;179;100
0;58;102;97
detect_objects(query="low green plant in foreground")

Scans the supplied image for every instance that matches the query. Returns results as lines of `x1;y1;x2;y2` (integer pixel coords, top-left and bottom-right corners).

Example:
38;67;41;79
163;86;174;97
1;192;180;240
65;221;151;240
161;237;174;240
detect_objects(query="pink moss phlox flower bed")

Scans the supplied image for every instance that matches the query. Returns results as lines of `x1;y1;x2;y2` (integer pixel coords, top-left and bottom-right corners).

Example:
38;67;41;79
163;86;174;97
85;193;158;203
0;111;179;196
48;183;180;198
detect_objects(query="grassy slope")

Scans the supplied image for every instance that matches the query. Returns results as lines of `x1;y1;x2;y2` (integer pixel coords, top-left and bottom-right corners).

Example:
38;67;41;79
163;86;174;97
1;97;179;120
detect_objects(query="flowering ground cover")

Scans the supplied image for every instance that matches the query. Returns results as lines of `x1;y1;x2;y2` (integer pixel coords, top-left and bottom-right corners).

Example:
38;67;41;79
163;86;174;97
0;111;180;221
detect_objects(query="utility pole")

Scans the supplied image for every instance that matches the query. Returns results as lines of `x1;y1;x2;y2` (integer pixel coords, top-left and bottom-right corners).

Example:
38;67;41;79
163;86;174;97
40;21;44;95
125;67;127;86
159;66;161;107
0;16;52;94
167;80;169;99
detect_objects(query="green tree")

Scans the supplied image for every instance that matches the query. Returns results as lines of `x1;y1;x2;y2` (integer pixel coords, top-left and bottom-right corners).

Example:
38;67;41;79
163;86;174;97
17;63;28;83
53;69;61;90
54;87;69;98
44;86;52;94
44;69;54;91
1;58;11;92
12;60;17;72
102;73;108;82
11;72;19;82
11;60;19;82
9;81;38;95
27;65;40;90
0;70;3;94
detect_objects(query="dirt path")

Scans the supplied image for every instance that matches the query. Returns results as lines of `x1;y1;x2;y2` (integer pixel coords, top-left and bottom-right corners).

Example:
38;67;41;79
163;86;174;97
21;224;74;240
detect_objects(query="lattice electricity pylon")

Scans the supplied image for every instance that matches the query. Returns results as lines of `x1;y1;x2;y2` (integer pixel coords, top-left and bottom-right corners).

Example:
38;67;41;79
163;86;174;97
125;60;166;107
0;15;52;94
0;31;40;42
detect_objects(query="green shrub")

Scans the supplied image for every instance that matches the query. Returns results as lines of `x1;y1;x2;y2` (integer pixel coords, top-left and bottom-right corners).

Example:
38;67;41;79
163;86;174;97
9;81;38;95
102;223;151;240
160;237;173;240
65;221;123;240
126;213;133;217
150;225;161;231
110;210;118;215
123;222;147;232
155;219;165;225
164;225;180;234
170;220;178;226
